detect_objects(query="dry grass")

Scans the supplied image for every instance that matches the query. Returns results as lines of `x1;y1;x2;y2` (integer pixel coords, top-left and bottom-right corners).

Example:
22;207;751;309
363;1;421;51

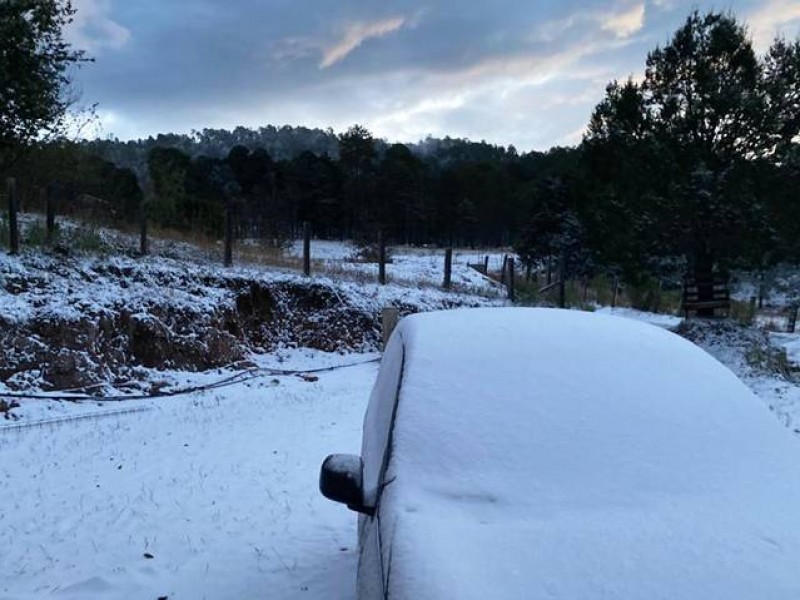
144;226;309;270
512;270;684;315
313;262;381;285
730;299;757;324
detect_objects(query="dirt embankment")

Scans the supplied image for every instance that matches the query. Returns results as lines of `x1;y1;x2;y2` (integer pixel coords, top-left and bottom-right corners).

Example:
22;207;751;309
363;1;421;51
0;255;489;392
1;279;378;391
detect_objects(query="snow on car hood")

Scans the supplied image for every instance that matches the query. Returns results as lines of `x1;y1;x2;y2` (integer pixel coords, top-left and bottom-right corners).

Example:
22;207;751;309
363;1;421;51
379;308;800;599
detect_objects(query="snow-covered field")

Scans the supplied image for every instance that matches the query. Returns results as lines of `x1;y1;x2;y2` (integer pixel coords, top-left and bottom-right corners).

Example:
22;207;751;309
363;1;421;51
0;350;376;600
287;240;509;293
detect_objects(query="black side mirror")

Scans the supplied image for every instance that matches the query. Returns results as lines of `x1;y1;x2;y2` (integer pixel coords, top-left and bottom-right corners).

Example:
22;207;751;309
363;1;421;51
319;454;373;515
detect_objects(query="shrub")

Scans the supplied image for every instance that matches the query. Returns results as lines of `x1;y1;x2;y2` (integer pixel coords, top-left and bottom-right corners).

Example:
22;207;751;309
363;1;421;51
352;242;393;264
73;227;109;254
22;219;57;247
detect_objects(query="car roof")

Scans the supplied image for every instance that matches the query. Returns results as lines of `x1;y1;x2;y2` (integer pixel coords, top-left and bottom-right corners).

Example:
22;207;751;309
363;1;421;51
378;307;800;598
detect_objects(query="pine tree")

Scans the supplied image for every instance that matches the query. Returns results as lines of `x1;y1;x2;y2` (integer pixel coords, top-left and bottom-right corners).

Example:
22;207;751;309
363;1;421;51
0;0;90;171
583;11;783;294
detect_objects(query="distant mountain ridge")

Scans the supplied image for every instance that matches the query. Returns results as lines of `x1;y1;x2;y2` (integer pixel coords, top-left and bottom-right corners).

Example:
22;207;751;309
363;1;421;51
82;124;520;172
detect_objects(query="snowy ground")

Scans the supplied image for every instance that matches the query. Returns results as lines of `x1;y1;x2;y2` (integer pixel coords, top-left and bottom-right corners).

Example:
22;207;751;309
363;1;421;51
0;350;377;600
678;321;800;435
3;313;800;599
287;240;509;293
0;251;501;335
773;332;800;365
594;306;683;330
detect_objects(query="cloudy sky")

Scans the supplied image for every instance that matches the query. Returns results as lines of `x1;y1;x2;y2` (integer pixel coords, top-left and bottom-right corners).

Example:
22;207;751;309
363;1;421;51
66;0;800;151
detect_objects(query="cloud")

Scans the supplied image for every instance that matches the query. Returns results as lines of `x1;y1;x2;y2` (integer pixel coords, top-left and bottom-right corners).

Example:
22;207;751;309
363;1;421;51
67;0;674;151
338;32;631;149
67;0;131;52
320;16;407;68
747;0;800;51
270;36;318;63
436;27;635;86
533;2;646;43
560;125;588;146
370;92;467;133
602;3;646;38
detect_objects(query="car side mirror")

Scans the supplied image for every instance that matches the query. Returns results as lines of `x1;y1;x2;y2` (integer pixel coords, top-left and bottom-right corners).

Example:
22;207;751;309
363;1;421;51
319;454;373;515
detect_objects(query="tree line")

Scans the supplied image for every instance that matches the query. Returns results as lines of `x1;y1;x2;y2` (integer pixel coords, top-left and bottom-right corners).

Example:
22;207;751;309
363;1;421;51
12;125;548;247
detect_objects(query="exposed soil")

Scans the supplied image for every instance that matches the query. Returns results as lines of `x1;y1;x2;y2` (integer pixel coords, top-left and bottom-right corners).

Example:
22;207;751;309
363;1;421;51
0;252;493;392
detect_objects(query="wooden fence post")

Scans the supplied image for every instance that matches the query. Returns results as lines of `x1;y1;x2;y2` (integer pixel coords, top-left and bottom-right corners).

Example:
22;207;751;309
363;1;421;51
483;255;489;275
507;257;515;302
443;248;453;289
378;231;387;285
224;202;233;267
139;201;148;256
500;254;508;284
788;304;799;333
44;185;56;242
558;251;566;308
612;278;619;308
382;307;400;347
6;178;19;255
653;279;663;314
302;221;311;276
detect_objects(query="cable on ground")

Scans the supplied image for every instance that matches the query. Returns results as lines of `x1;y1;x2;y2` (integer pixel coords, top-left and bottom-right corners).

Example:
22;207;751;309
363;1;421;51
0;357;381;403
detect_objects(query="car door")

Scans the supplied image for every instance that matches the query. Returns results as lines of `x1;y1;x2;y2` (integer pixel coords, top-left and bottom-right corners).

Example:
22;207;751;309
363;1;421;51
357;330;406;599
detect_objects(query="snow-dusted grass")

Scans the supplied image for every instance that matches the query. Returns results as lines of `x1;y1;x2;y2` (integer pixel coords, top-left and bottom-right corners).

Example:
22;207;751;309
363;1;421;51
287;240;355;262
287;239;508;294
593;306;683;330
9;213;299;269
0;251;502;328
772;332;800;366
9;215;507;296
0;351;376;600
678;321;800;435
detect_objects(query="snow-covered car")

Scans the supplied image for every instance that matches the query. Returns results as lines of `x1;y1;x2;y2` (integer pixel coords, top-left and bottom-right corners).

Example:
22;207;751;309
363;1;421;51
320;308;800;599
